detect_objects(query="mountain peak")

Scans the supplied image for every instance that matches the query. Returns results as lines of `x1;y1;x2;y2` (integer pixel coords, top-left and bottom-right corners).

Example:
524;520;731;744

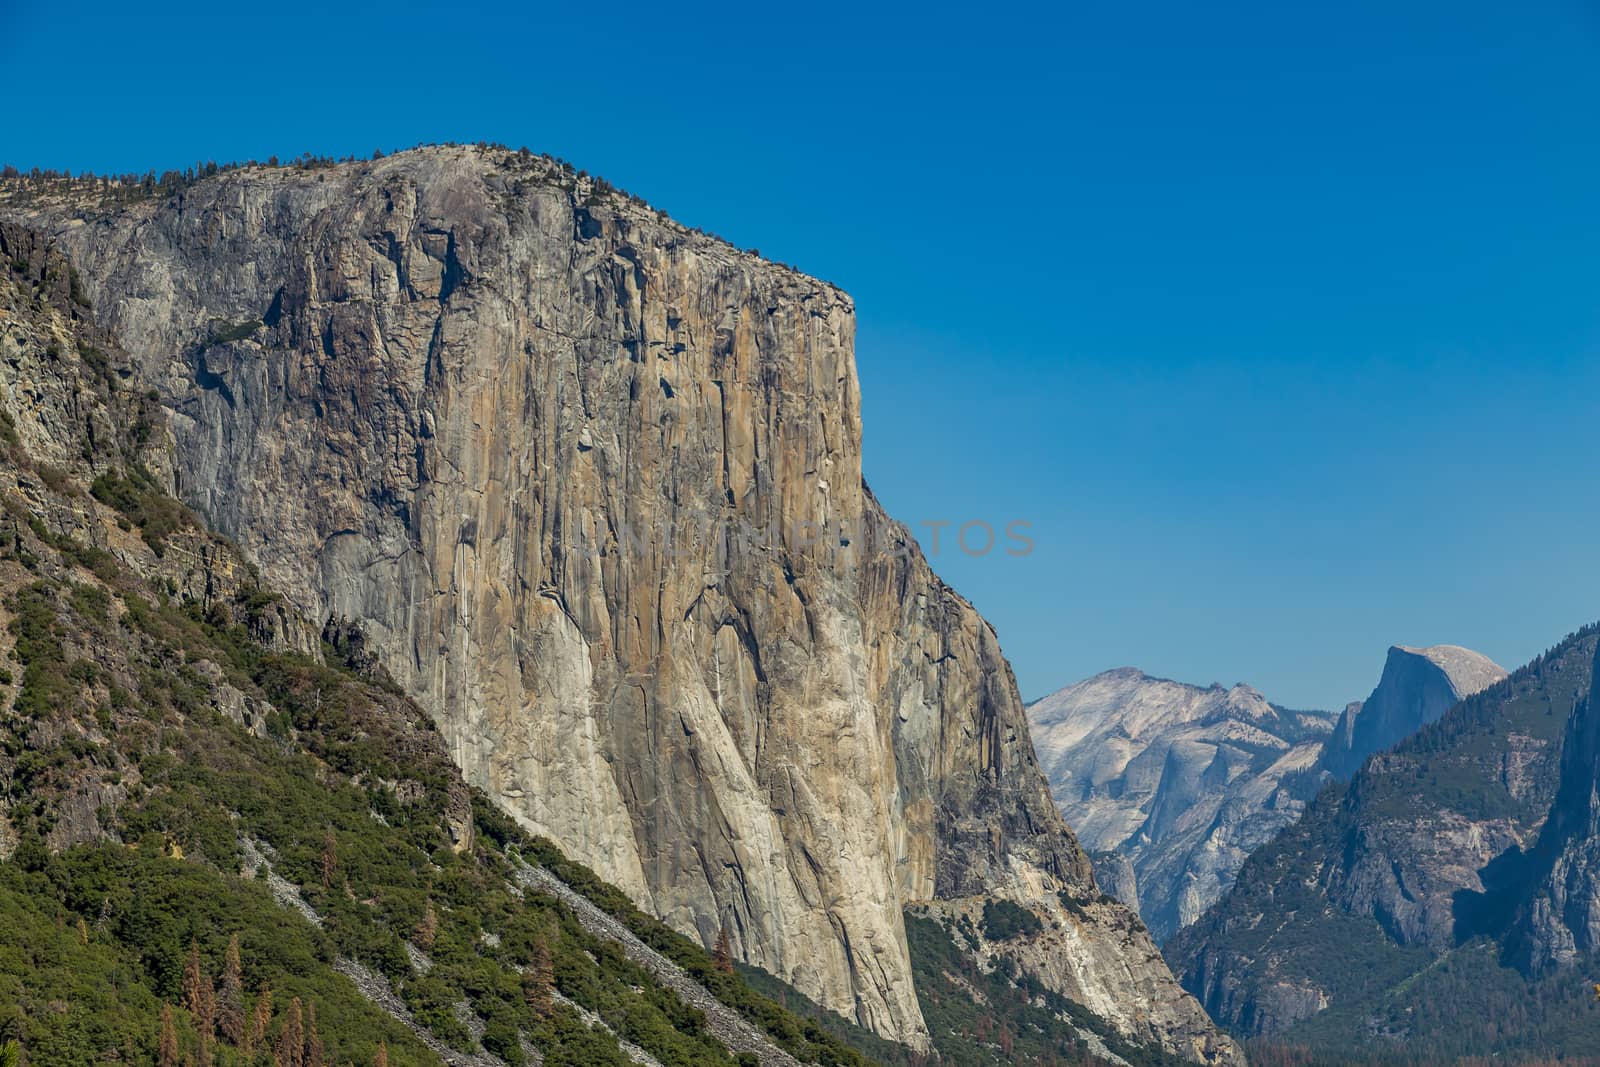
1028;666;1336;941
1391;643;1507;695
1321;643;1508;779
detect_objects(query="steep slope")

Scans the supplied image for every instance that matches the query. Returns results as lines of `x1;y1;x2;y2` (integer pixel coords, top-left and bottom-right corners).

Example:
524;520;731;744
1318;644;1506;779
2;148;1238;1064
0;218;910;1067
1510;638;1600;973
1167;624;1600;1059
1029;669;1335;942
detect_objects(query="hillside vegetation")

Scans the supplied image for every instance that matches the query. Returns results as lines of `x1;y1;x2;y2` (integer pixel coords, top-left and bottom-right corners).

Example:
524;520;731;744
0;222;890;1067
1168;618;1600;1061
0;213;1202;1067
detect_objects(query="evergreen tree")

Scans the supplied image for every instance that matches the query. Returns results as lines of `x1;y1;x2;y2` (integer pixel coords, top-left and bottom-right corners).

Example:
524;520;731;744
182;939;206;1017
217;934;245;1045
277;997;305;1067
304;999;324;1067
713;923;734;974
523;938;553;1018
320;832;337;889
414;901;438;950
249;983;273;1051
158;1004;179;1067
182;938;216;1046
372;1041;388;1067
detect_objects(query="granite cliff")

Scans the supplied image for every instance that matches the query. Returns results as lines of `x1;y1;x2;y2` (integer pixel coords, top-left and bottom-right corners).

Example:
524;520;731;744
1028;669;1335;943
0;219;919;1066
3;147;1238;1063
1511;638;1600;974
1318;644;1506;779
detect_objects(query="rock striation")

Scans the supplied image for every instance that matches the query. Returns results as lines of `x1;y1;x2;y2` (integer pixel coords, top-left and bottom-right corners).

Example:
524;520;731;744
1318;644;1506;779
0;224;863;1064
1029;668;1335;942
4;147;1239;1063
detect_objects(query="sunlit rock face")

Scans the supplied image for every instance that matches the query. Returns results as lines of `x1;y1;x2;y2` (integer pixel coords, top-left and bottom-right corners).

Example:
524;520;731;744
1319;644;1507;779
11;146;1239;1062
1031;667;1336;941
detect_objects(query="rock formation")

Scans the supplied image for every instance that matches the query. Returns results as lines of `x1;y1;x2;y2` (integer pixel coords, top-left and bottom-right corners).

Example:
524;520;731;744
1513;639;1600;973
1167;627;1596;1054
3;147;1239;1063
1318;644;1506;778
0;221;869;1065
1029;668;1335;942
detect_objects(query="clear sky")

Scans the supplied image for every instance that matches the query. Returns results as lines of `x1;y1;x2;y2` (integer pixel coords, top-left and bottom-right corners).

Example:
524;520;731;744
4;1;1598;708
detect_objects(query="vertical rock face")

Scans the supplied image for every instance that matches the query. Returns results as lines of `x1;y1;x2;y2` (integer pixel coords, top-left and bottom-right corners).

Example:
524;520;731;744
5;147;1238;1062
1513;641;1600;973
1167;628;1595;1049
1318;644;1506;779
1029;668;1336;942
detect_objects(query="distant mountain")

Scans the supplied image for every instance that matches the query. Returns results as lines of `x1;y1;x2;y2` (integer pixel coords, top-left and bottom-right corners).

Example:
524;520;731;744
1028;669;1337;942
1166;624;1600;1061
1318;644;1507;778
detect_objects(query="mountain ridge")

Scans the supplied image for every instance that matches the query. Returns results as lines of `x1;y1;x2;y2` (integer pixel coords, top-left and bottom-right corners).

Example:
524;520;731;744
1029;667;1336;942
1031;639;1508;947
1166;622;1600;1059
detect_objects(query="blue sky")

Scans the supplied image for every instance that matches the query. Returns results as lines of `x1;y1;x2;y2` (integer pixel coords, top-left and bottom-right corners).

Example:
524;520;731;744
4;1;1599;707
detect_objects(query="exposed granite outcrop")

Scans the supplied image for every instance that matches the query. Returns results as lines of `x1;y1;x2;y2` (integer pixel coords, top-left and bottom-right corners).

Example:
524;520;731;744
4;147;1239;1062
1029;668;1335;942
1512;639;1600;973
1167;629;1595;1045
1319;644;1506;779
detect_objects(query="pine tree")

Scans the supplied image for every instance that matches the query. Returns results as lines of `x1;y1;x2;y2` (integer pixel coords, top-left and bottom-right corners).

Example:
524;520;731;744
414;902;438;950
182;938;217;1052
320;833;337;889
304;999;324;1067
249;983;273;1051
182;939;206;1017
158;1003;179;1067
372;1041;389;1067
523;938;553;1017
218;934;245;1045
277;997;305;1067
712;924;734;974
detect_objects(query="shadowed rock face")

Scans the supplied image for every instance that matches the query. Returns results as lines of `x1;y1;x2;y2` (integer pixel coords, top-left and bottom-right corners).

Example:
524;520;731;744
1030;668;1336;942
1319;644;1506;779
1513;640;1600;973
5;146;1239;1063
1167;629;1594;1047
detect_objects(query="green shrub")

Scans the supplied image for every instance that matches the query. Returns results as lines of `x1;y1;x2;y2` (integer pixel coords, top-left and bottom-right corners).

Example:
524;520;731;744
979;899;1042;942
